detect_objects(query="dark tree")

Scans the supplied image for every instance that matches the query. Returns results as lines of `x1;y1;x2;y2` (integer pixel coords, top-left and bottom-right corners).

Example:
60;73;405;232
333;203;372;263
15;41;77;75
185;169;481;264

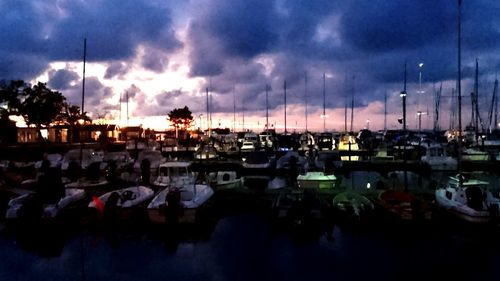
20;82;66;139
0;80;27;115
54;103;91;143
167;106;193;131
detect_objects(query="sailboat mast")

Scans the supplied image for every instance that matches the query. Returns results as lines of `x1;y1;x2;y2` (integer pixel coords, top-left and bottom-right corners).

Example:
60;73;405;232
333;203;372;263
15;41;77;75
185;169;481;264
402;62;407;131
119;91;122;125
233;85;236;132
495;75;499;129
350;75;355;132
284;80;287;134
81;38;87;115
434;82;442;131
474;58;481;134
457;0;463;171
488;75;498;132
384;91;387;131
450;88;456;130
266;84;269;132
209;78;213;135
305;72;308;132
344;75;347;132
206;87;209;134
242;99;245;132
126;91;129;126
323;73;326;132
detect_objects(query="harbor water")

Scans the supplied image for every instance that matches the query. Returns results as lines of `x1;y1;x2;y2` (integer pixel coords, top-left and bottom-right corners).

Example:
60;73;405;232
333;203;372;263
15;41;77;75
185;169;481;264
1;211;500;281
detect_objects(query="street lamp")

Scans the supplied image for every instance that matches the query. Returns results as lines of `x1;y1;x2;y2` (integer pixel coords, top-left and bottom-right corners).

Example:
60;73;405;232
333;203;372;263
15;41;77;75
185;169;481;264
417;63;424;130
418;63;424;94
400;91;407;130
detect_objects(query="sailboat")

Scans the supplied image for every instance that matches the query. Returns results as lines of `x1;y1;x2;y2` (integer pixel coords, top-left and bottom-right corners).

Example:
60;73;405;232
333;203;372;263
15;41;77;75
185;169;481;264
434;1;500;224
338;75;360;161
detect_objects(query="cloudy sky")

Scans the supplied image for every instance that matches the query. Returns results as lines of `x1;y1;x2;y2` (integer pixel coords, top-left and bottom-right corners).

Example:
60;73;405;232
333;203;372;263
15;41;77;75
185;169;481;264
2;0;499;132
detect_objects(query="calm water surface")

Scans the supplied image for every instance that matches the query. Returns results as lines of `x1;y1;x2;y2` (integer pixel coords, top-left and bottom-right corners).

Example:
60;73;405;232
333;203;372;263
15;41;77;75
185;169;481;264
1;213;500;281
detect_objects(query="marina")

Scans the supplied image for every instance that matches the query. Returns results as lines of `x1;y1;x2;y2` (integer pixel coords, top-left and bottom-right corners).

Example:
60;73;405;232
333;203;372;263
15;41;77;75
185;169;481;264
1;0;500;280
2;126;500;281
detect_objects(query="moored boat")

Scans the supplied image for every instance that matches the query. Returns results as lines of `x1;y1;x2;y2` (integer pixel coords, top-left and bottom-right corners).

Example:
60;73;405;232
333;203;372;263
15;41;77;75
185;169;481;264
297;172;337;189
88;185;154;220
333;191;374;221
6;188;86;220
152;161;196;189
376;189;431;221
435;174;500;224
147;184;214;224
207;171;242;190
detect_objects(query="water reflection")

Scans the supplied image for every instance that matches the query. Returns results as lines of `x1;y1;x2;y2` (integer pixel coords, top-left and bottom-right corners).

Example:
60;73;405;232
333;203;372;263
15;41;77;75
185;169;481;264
1;212;500;281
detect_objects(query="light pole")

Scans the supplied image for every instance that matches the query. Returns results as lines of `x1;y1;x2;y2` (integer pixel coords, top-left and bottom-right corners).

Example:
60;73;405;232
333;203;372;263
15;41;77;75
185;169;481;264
418;63;424;130
401;62;408;192
418;63;424;94
401;62;408;130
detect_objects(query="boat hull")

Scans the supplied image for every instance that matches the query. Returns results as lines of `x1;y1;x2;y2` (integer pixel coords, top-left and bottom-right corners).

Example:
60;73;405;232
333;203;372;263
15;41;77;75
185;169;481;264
435;189;499;224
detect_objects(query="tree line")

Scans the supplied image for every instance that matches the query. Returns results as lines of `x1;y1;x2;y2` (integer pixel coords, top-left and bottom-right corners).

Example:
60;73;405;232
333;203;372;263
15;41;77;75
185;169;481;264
1;79;196;141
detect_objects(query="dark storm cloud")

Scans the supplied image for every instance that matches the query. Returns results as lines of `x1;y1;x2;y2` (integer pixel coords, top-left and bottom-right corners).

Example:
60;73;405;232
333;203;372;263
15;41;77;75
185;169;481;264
187;0;499;118
461;0;500;52
337;0;500;84
45;0;182;61
340;0;456;53
187;0;340;77
187;21;225;77
47;69;80;90
203;0;278;58
141;48;169;73
0;52;48;81
104;62;130;80
0;0;181;81
2;0;499;128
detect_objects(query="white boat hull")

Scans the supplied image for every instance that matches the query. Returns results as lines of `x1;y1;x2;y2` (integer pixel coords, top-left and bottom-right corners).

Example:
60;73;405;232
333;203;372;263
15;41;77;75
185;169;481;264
147;184;214;224
435;189;500;224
